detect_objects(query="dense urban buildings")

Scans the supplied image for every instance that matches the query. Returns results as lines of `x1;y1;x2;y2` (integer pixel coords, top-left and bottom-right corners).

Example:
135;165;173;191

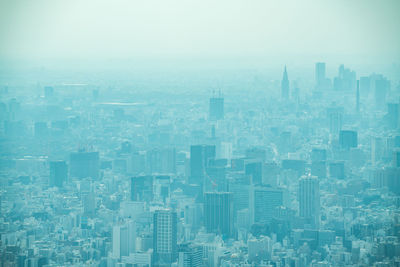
1;59;399;266
0;1;399;266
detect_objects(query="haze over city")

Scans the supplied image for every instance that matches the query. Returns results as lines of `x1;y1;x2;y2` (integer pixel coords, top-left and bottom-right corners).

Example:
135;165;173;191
0;1;400;267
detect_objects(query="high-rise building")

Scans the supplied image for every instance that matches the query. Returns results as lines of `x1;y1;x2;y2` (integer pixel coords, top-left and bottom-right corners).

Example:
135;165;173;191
333;64;356;91
299;176;320;227
69;150;100;179
339;130;358;150
393;150;400;168
130;175;154;202
311;148;327;162
359;76;371;97
189;145;216;185
327;107;343;135
315;62;326;89
146;148;176;174
281;159;306;175
153;209;178;266
228;180;250;216
251;186;283;224
387;103;399;129
371;137;384;166
177;243;203;267
49;160;68;187
329;161;345;179
112;221;136;259
375;77;389;108
385;167;400;195
281;66;289;99
209;96;224;121
245;161;262;185
262;162;279;187
204;192;233;238
311;161;326;179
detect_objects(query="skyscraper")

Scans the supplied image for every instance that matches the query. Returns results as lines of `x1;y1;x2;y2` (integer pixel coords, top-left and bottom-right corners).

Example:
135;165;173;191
251;186;283;224
69;150;100;179
281;66;289;99
153;209;178;266
327;107;343;135
131;175;154;202
204;192;233;238
339;130;358;150
178;243;203;267
359;76;371;97
49;160;68;187
189;145;216;185
245;161;262;185
112;221;136;259
315;62;326;89
299;176;320;228
209;95;224;121
375;77;389;108
329;161;345;179
387;103;399;129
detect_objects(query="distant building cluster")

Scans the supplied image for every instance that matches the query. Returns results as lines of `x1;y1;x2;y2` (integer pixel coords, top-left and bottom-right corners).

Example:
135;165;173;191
0;62;399;266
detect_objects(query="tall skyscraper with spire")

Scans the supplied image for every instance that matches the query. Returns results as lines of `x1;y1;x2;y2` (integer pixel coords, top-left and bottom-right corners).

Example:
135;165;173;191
281;66;289;99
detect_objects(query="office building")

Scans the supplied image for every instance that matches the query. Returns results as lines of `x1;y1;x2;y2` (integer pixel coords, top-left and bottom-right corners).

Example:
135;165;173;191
209;96;224;121
204;192;233;238
329;161;345;179
49;160;68;187
251;186;283;224
131;175;154;202
178;243;203;267
339;130;358;150
375;77;389;108
245;161;262;185
311;161;326;179
315;62;326;90
69;150;100;179
113;221;136;259
387;103;399;129
311;148;327;162
327;107;343;135
299;176;320;227
359;76;371;97
189;145;216;185
394;150;400;168
153;209;178;266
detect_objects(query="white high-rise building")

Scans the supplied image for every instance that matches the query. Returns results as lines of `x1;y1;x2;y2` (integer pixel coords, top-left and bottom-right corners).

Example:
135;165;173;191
299;175;320;228
112;221;136;259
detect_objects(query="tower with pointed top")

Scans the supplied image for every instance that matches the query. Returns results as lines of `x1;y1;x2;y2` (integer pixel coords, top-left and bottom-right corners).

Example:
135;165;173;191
281;66;289;100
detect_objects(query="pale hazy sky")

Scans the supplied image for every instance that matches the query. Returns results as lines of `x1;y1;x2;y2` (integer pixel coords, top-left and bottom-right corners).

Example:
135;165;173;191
1;0;399;67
